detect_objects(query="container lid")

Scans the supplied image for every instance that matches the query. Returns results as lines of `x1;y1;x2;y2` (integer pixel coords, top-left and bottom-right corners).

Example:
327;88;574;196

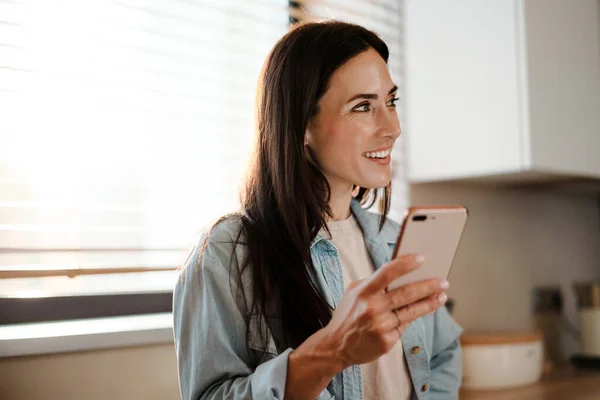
460;330;542;345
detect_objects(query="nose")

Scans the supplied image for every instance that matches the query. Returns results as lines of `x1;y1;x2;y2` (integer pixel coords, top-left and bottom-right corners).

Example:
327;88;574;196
377;107;401;139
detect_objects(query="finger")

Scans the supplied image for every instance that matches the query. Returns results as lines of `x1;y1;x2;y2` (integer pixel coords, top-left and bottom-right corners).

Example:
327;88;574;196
346;279;365;292
394;292;448;325
362;309;398;335
383;318;413;345
382;325;403;349
362;254;423;295
382;278;448;312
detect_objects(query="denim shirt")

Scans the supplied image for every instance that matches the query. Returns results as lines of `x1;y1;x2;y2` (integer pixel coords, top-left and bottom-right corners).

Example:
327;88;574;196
173;199;463;400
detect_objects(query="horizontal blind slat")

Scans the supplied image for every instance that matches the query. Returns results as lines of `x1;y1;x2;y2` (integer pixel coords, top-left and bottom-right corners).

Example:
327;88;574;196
0;228;212;249
113;0;287;29
0;270;179;296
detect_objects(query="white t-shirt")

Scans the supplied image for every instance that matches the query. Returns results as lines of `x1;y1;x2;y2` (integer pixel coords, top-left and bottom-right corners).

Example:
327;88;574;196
325;215;413;400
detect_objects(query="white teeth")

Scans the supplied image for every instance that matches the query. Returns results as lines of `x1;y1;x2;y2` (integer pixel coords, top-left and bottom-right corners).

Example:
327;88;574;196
363;148;392;159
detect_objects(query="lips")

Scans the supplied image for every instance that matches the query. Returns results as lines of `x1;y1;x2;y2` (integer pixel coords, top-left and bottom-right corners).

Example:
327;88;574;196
363;147;393;159
362;153;391;166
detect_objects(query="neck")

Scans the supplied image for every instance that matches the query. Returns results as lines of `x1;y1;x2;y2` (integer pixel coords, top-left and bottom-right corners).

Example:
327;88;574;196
327;180;354;221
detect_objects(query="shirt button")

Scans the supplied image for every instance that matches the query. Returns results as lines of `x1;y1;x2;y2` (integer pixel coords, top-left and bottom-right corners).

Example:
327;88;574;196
421;383;429;392
411;346;421;355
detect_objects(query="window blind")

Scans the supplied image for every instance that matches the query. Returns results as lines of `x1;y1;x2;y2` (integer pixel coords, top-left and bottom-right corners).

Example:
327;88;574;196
0;0;288;296
291;0;408;222
0;0;406;300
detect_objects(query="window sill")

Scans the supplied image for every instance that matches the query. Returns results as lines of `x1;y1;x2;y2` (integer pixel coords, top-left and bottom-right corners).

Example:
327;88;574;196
0;313;173;358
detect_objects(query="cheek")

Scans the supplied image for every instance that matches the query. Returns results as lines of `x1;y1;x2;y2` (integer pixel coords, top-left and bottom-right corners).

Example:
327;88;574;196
310;116;392;188
317;123;363;166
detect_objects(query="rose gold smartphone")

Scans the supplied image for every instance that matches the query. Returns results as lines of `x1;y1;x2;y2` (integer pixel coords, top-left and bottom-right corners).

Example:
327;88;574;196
387;206;468;291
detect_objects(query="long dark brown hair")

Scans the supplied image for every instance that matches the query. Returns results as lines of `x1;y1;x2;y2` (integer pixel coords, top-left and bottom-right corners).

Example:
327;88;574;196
206;21;393;355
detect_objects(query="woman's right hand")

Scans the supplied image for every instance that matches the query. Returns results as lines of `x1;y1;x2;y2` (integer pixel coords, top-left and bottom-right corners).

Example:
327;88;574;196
321;254;449;368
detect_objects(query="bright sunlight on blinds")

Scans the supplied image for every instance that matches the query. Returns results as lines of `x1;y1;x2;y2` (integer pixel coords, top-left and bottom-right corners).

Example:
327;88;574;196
0;0;406;303
0;0;288;296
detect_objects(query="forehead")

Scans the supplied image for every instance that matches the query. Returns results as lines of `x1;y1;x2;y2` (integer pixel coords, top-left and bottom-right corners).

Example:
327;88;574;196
326;48;393;100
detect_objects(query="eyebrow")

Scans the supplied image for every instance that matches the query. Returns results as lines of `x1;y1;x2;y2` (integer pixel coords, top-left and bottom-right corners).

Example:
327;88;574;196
346;85;398;103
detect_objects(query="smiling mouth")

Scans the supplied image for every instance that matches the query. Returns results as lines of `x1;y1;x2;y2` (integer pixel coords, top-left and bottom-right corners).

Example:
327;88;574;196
362;147;393;159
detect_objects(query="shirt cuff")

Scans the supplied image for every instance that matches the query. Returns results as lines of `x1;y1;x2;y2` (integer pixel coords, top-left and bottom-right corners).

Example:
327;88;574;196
251;348;293;399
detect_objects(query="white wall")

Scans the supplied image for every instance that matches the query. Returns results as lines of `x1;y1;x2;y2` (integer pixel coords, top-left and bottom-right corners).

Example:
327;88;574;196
0;343;179;400
410;183;600;357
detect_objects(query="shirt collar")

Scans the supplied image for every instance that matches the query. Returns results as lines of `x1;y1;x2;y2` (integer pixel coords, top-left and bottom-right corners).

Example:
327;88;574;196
310;198;398;249
350;198;397;245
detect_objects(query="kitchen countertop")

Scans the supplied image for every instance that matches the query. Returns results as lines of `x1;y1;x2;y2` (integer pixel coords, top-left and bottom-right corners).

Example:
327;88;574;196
460;368;600;400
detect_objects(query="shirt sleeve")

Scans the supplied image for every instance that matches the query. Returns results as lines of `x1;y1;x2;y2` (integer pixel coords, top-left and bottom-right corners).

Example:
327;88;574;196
428;306;463;399
172;239;293;400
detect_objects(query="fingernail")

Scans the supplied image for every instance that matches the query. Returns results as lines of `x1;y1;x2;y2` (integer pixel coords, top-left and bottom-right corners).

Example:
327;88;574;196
437;293;448;304
415;255;425;264
440;280;449;289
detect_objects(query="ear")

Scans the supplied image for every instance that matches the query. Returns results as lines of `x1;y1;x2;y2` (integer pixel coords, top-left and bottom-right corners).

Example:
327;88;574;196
304;128;316;165
304;139;313;162
304;125;311;146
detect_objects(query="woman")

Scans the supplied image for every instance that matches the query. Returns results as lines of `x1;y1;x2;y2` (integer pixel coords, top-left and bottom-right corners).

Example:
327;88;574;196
173;21;462;400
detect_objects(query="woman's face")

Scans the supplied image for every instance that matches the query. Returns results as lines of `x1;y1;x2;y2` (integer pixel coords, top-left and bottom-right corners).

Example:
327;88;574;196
305;48;401;192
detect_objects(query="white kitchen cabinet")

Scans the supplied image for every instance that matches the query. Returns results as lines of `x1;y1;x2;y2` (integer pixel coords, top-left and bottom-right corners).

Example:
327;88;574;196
404;0;600;183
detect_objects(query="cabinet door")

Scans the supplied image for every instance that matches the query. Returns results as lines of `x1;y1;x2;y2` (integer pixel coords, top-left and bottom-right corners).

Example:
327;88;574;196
524;0;600;178
405;0;524;182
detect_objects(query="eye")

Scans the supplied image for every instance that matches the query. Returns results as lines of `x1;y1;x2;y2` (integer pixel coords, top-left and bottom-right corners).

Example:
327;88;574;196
387;97;399;107
353;102;371;113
